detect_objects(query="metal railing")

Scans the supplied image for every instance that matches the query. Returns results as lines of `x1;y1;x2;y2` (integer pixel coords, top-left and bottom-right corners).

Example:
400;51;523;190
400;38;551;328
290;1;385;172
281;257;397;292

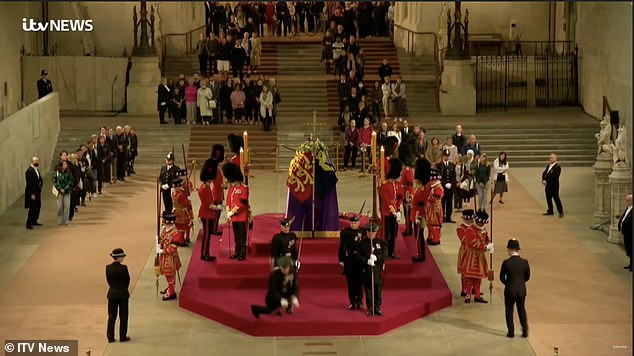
393;24;441;112
160;24;206;75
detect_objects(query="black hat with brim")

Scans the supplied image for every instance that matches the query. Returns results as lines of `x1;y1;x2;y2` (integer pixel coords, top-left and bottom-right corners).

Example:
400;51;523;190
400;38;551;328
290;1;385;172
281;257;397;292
507;238;521;250
110;248;126;258
162;211;176;222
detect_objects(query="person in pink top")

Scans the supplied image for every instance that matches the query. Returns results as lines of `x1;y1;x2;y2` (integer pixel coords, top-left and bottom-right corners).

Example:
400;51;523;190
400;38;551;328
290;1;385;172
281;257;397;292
185;79;198;125
230;83;246;125
358;117;374;172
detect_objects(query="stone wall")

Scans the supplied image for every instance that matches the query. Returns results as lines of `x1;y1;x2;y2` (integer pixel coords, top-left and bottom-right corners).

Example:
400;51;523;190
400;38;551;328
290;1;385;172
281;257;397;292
0;93;60;215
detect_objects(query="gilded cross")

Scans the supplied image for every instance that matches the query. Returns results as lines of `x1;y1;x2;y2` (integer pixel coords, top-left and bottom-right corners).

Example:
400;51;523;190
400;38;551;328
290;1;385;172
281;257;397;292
303;110;327;142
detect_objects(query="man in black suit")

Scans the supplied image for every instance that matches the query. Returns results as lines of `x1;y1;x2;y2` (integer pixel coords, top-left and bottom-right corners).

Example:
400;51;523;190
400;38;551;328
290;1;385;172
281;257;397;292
24;157;43;229
400;119;414;143
251;256;299;317
106;248;131;343
500;238;530;338
37;69;53;99
157;77;171;124
159;152;181;212
619;193;632;271
440;149;456;223
541;153;564;217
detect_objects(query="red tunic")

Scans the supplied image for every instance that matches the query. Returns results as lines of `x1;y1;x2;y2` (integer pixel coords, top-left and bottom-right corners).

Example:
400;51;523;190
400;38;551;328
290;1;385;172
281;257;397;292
410;185;430;222
159;224;182;276
375;157;391;176
227;183;249;222
400;167;414;202
213;169;224;204
230;155;241;168
379;180;403;217
456;223;471;274
424;181;444;226
460;224;489;279
198;183;216;219
172;188;192;225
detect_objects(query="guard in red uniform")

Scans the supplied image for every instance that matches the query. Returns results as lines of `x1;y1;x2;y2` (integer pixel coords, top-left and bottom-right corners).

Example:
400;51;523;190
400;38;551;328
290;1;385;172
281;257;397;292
461;210;493;303
227;133;244;167
172;177;192;246
411;157;431;262
158;212;182;301
223;162;249;261
398;144;416;236
379;158;403;259
425;169;444;245
198;155;223;261
457;209;475;295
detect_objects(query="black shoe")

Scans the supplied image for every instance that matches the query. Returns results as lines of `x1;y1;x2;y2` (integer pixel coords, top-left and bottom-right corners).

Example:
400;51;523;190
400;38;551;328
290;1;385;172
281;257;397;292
159;288;168;294
374;310;383;316
355;302;362;310
275;311;282;316
348;304;355;310
558;213;564;218
286;307;293;314
229;255;237;259
120;336;131;342
237;256;246;261
33;223;43;226
474;297;488;304
26;225;33;230
107;339;115;343
366;310;374;316
162;294;177;301
507;332;514;338
203;255;217;261
390;255;400;260
464;298;471;304
251;305;260;319
412;256;424;262
445;220;456;224
543;212;554;216
624;265;631;270
460;291;466;297
521;331;528;338
212;231;223;235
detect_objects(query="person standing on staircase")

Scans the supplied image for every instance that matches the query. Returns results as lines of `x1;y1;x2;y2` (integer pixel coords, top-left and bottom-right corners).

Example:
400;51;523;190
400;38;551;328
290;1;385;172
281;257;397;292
206;32;219;76
231;40;247;82
197;33;209;77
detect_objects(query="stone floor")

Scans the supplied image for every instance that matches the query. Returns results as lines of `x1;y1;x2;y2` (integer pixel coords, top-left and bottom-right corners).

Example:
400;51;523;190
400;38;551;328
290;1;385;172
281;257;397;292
0;156;631;355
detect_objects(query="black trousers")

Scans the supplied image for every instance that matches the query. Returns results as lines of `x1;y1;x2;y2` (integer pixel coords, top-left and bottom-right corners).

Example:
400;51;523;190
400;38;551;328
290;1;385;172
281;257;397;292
159;106;168;123
107;297;129;340
345;269;363;305
198;54;208;76
26;197;41;226
162;189;173;212
232;63;244;82
200;218;213;259
415;222;426;261
403;204;412;233
545;186;563;214
69;191;77;221
383;215;398;256
262;114;272;131
442;187;453;221
364;282;382;312
343;146;357;169
116;153;127;179
251;291;292;316
232;221;247;258
504;294;528;335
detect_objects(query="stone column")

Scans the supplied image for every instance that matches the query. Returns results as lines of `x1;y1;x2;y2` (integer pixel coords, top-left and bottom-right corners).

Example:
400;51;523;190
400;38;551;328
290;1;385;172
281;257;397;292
608;166;632;244
439;59;476;115
126;57;161;115
592;153;612;226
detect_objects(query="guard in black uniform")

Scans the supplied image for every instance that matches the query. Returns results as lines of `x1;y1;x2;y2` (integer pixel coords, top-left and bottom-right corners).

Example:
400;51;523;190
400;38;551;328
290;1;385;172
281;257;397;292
358;222;389;316
37;69;53;99
251;256;300;317
338;214;364;310
270;218;298;270
105;248;131;343
159;152;181;212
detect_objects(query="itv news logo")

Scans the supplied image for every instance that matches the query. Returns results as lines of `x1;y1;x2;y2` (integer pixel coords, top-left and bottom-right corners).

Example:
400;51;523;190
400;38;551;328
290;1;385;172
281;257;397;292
22;18;93;32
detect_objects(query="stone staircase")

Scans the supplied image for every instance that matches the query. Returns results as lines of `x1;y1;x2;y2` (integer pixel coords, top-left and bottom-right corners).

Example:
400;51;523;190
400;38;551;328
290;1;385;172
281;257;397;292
396;48;439;114
55;115;191;172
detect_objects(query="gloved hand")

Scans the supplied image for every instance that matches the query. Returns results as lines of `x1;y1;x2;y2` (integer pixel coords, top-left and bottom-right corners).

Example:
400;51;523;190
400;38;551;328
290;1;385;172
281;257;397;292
369;254;377;262
395;211;402;223
227;211;235;219
291;296;300;308
156;241;164;254
161;184;169;191
280;298;289;308
216;205;223;211
445;183;452;189
339;262;344;267
486;243;494;254
367;259;375;266
295;260;301;270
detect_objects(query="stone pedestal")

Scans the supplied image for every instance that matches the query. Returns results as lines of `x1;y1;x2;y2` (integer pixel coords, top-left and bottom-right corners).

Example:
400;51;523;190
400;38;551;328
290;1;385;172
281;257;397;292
592;154;613;226
439;59;476;115
608;166;632;244
126;56;161;115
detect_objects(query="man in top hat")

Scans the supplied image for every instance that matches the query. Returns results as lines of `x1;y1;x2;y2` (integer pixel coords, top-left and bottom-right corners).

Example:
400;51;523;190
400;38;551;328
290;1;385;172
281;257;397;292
339;214;364;310
358;222;388;316
227;133;244;167
461;210;493;303
440;148;457;223
157;212;182;300
270;218;298;270
37;69;53;99
399;144;416;236
198;152;223;261
160;152;181;212
425;169;444;246
251;256;300;317
106;248;131;342
500;238;530;338
379;157;403;259
457;209;475;296
411;158;431;262
172;177;193;246
223;162;249;261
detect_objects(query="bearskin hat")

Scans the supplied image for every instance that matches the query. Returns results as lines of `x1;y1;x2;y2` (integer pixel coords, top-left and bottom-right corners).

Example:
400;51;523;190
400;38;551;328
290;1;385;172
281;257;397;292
386;158;402;180
211;144;225;161
227;134;244;154
398;143;416;167
383;136;399;156
200;158;219;182
222;162;244;183
414;157;431;185
475;210;489;225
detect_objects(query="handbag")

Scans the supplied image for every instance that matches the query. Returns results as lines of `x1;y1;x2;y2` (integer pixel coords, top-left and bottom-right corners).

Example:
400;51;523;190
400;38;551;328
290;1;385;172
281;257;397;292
52;186;59;197
208;99;217;109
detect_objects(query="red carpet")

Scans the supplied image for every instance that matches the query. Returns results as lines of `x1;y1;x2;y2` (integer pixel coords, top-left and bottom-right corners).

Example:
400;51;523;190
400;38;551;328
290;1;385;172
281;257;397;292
179;213;452;336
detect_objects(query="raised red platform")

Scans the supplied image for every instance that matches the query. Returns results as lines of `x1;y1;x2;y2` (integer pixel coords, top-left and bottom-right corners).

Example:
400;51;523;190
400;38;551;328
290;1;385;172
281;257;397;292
179;213;452;336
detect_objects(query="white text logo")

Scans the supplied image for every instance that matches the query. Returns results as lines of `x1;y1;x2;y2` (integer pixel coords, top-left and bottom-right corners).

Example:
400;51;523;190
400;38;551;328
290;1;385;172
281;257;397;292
22;18;94;32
